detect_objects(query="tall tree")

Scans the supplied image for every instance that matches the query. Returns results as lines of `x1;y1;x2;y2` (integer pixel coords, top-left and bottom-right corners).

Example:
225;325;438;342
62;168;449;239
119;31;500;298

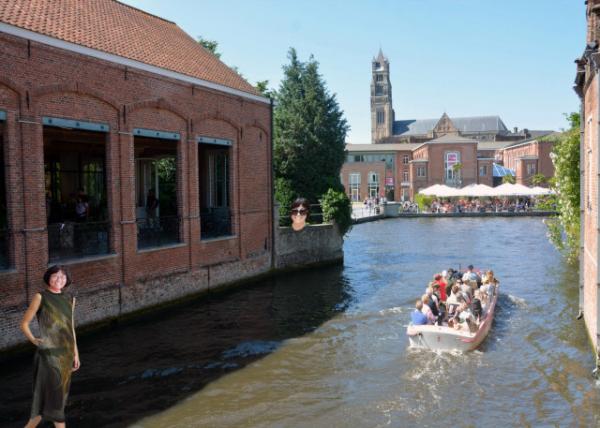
274;49;349;208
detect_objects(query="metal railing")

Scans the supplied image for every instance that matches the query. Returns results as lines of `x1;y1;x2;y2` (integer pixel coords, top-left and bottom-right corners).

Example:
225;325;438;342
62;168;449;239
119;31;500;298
201;208;232;240
48;221;110;262
137;215;181;249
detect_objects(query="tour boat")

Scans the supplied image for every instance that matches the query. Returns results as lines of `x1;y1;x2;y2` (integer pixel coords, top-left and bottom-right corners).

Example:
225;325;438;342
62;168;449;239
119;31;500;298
407;282;499;352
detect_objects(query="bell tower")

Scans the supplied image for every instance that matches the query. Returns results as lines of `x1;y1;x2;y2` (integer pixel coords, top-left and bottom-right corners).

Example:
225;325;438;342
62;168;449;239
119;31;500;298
371;49;394;143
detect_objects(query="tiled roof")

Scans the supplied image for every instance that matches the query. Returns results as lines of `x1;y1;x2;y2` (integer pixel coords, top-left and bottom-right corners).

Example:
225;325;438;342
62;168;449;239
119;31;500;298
346;143;423;152
393;115;509;136
0;0;259;96
426;134;478;144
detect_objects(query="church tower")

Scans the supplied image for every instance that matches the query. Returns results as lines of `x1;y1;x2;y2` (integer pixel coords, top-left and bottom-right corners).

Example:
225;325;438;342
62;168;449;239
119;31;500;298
371;49;394;142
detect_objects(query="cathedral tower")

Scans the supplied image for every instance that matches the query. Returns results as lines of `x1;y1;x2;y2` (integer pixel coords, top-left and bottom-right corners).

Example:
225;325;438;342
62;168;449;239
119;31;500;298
371;49;394;142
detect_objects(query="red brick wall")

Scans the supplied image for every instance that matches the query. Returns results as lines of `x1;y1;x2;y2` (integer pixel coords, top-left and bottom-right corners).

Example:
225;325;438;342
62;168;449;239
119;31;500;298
583;74;598;351
0;32;271;320
340;161;386;201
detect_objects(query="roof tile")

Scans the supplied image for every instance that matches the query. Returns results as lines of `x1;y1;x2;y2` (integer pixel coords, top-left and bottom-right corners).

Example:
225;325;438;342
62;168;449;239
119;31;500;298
0;0;260;96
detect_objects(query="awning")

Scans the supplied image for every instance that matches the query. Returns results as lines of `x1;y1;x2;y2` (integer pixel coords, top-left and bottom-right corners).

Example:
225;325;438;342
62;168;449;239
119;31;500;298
492;163;515;177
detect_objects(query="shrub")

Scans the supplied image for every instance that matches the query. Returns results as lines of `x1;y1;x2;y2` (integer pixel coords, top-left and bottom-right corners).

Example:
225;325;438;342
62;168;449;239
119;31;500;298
321;188;352;236
414;193;434;212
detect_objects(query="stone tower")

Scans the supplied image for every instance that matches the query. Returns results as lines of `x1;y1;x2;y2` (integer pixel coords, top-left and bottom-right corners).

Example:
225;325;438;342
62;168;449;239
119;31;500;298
371;49;394;142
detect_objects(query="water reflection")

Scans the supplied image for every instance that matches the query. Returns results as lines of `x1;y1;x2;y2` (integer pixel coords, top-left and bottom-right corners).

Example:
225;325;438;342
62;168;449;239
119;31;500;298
0;265;351;427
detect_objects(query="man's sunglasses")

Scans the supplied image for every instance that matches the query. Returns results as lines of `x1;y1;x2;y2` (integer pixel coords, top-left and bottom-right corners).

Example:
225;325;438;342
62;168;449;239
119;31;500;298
291;209;308;216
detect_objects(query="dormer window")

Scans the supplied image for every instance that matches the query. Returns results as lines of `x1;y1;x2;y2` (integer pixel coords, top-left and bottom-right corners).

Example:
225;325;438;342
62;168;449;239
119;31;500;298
376;74;383;82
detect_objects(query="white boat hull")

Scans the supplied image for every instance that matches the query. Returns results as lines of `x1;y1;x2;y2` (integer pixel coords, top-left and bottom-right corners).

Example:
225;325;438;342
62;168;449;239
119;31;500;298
407;284;498;352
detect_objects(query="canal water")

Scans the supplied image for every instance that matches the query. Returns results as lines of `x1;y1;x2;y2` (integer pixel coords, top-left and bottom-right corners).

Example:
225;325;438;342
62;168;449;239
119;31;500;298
2;217;600;427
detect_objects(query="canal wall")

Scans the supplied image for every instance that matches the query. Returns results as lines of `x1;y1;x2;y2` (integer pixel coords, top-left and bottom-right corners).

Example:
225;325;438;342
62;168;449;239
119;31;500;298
1;210;344;353
1;252;273;352
274;225;344;270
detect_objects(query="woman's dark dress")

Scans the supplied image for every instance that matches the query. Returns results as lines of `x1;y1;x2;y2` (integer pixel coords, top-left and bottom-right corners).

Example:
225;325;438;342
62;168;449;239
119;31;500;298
30;290;75;422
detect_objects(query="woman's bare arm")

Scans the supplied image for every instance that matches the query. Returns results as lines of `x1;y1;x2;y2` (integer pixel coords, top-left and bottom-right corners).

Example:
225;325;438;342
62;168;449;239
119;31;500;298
20;293;42;346
72;297;80;371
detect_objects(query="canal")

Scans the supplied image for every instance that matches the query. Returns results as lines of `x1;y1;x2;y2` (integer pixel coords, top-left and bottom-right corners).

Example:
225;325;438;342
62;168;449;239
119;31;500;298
2;217;600;427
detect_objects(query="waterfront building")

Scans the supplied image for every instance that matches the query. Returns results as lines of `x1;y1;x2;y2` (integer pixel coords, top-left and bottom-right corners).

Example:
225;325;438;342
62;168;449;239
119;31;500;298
575;0;600;370
342;51;556;201
0;0;272;349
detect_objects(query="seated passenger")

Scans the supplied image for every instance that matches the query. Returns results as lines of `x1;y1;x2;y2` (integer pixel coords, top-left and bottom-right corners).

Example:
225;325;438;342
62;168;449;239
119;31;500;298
462;264;480;283
446;284;460;317
411;300;429;325
458;279;472;304
425;287;443;324
455;302;478;333
421;294;436;324
472;290;483;321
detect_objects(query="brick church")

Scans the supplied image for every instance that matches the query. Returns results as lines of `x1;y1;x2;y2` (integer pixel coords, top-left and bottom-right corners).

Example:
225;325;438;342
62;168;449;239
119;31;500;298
342;50;556;201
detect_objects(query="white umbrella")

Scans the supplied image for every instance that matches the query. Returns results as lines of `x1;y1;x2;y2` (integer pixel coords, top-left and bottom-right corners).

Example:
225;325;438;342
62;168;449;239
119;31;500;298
490;183;517;196
531;186;555;196
458;184;495;197
419;184;445;196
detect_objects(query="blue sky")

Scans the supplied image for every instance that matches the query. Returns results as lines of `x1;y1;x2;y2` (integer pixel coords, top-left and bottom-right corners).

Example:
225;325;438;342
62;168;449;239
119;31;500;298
121;0;585;143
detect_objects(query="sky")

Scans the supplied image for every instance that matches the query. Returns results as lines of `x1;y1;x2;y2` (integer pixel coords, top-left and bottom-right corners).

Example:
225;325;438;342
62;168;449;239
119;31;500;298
121;0;585;143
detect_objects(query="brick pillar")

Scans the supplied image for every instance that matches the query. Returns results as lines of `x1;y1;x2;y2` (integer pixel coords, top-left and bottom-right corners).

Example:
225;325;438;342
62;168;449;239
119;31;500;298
106;130;122;257
118;131;136;287
5;111;25;272
19;116;47;300
188;138;200;266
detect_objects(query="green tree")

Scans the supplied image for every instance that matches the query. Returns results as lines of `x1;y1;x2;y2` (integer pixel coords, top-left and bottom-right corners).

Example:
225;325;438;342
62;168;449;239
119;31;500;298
197;35;221;58
545;113;580;264
273;48;349;208
530;173;547;186
255;80;275;98
502;174;516;184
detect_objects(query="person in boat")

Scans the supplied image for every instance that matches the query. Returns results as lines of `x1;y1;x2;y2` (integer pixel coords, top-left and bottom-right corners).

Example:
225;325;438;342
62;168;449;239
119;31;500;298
454;301;478;333
420;294;436;324
432;274;447;302
446;284;461;319
457;279;472;304
480;270;498;301
411;300;429;325
472;289;483;322
425;287;443;324
462;264;480;283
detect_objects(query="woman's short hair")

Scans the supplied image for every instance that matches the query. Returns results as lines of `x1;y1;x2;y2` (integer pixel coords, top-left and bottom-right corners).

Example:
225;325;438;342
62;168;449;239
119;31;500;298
291;198;310;213
43;265;72;287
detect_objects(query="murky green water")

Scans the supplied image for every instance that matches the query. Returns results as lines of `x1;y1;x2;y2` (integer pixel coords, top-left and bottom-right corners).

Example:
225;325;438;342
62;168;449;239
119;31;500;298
2;217;600;427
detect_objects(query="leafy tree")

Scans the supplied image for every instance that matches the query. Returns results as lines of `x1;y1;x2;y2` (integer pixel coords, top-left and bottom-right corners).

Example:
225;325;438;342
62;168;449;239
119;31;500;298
545;113;580;264
197;35;221;58
530;173;547;186
274;48;349;211
255;80;275;98
502;174;516;184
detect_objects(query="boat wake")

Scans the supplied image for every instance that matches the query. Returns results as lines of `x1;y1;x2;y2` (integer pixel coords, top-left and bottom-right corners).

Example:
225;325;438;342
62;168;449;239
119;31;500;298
506;294;527;308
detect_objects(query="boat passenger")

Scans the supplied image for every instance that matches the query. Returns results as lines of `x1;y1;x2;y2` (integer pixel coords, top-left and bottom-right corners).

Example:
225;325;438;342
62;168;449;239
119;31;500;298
420;294;436;324
462;264;480;283
433;274;447;302
472;290;483;321
411;300;429;325
455;302;478;333
458;279;472;304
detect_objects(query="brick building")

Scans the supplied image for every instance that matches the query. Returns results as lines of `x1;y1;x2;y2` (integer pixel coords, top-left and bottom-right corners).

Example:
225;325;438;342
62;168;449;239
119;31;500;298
342;51;556;202
0;0;272;349
575;0;600;369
